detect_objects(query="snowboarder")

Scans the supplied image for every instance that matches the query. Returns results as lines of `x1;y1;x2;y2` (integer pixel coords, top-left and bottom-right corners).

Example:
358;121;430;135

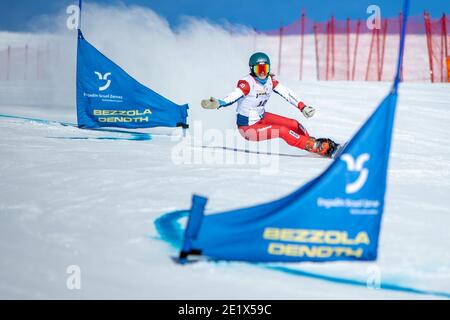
201;52;340;158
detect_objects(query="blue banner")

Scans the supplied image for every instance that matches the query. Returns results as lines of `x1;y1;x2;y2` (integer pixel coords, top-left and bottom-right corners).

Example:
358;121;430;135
76;31;188;129
178;1;410;263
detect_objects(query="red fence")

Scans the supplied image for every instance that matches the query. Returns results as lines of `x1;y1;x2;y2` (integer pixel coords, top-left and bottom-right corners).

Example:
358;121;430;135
0;44;50;81
424;13;449;82
256;12;449;82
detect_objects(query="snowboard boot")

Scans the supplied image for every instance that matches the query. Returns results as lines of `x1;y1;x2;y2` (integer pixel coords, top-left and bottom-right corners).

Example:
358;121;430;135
304;137;339;158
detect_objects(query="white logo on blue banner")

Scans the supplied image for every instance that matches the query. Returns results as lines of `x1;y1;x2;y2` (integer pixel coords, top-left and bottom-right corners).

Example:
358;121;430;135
94;71;112;91
341;153;370;194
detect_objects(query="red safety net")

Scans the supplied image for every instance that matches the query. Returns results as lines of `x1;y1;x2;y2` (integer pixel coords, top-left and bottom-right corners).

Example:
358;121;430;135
312;15;422;81
424;13;449;83
0;45;50;81
255;12;448;82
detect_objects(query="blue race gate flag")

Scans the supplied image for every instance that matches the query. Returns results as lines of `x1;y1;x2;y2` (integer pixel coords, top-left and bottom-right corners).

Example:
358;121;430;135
76;31;188;129
178;1;410;263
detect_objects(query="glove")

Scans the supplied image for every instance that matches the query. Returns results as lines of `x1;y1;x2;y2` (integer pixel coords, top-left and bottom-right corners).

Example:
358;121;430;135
301;105;315;118
201;97;220;109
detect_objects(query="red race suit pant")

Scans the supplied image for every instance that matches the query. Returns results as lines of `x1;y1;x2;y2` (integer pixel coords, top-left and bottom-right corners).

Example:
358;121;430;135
238;112;310;149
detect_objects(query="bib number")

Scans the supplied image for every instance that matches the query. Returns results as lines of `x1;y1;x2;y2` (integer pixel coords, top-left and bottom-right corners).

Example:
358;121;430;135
257;100;268;107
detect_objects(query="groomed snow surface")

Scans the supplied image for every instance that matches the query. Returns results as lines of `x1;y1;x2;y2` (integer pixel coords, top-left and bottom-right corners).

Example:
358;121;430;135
0;80;449;299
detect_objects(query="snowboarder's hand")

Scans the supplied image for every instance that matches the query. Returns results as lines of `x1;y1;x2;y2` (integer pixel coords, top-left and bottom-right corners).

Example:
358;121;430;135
301;105;315;118
201;97;220;109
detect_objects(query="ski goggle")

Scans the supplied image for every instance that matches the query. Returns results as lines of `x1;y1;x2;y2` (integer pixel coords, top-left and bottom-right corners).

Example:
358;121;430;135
253;63;270;76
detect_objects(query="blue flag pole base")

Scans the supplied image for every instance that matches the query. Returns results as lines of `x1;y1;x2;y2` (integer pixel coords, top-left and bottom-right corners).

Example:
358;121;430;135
178;195;208;264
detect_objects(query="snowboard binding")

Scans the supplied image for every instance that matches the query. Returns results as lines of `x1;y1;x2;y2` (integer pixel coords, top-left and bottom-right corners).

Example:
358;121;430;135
305;137;340;158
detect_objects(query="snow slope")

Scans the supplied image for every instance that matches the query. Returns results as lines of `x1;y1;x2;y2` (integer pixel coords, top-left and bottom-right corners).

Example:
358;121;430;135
0;81;449;299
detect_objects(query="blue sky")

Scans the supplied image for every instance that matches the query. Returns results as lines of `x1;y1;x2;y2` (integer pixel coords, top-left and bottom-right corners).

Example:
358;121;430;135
1;0;449;32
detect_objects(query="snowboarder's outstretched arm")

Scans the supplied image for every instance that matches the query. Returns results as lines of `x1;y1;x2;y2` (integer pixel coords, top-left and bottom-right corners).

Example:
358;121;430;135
201;80;248;109
272;79;315;118
201;97;221;109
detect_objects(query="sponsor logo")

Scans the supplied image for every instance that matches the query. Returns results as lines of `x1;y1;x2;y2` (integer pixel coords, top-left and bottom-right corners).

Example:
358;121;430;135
316;197;380;215
263;228;370;258
92;108;152;123
255;87;269;98
289;130;300;139
316;153;379;215
256;92;269;98
263;228;370;245
83;92;122;100
93;109;152;116
341;153;370;194
94;71;112;91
